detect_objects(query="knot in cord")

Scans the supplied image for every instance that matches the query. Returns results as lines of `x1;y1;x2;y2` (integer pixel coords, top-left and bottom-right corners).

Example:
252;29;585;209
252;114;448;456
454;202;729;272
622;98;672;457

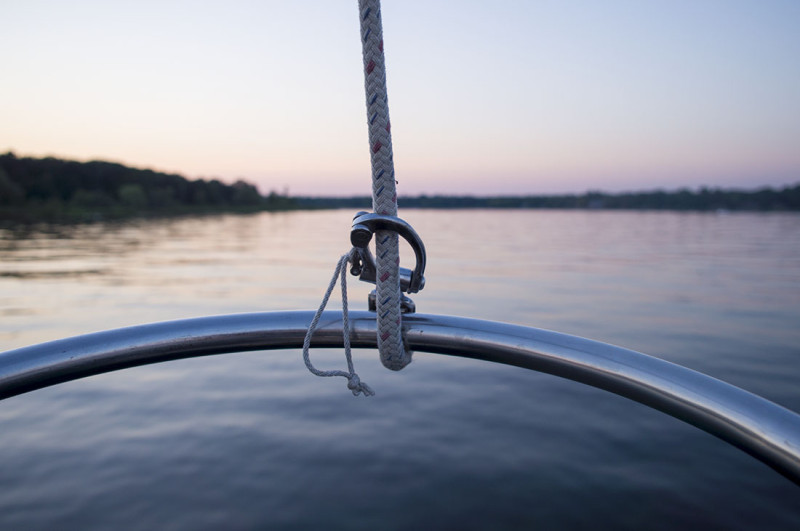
303;249;374;397
346;373;374;397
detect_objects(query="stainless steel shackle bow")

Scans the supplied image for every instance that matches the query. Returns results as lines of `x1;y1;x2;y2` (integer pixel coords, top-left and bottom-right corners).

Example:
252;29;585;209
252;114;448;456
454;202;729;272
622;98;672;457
350;211;426;294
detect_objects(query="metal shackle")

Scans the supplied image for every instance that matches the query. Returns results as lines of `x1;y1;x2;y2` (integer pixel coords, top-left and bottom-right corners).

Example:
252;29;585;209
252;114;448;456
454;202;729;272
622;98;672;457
350;211;426;294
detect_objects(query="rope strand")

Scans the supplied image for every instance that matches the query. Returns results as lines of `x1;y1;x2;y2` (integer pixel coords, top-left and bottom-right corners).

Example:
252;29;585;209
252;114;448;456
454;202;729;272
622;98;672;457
303;249;375;397
359;0;411;370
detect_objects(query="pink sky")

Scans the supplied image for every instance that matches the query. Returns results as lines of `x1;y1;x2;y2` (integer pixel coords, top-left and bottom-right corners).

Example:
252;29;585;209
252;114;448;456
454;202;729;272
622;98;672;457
2;1;798;196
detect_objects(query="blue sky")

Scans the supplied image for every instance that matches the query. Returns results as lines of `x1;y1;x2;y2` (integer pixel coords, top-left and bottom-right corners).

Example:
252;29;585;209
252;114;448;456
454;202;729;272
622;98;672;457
2;0;799;195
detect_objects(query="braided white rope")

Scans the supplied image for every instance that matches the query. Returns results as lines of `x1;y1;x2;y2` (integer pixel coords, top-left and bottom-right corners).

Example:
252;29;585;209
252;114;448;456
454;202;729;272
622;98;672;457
302;249;375;397
359;0;411;370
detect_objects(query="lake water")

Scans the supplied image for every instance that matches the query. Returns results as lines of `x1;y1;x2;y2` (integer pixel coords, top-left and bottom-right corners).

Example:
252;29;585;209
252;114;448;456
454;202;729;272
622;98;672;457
0;209;798;529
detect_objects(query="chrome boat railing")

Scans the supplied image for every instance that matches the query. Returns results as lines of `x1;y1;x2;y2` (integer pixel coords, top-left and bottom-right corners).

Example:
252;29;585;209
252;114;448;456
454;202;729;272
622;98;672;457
1;310;799;484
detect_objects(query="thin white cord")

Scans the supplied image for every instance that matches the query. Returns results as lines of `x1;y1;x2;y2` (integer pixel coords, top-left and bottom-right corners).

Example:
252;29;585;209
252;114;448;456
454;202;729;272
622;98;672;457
303;249;375;397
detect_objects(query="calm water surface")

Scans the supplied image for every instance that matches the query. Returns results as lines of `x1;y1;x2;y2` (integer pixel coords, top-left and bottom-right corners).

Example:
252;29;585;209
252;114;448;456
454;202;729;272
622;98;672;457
0;210;798;529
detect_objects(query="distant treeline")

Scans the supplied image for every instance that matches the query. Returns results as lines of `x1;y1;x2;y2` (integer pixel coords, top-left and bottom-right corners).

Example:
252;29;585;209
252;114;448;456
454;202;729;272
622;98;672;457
0;152;295;222
2;153;798;223
297;184;800;211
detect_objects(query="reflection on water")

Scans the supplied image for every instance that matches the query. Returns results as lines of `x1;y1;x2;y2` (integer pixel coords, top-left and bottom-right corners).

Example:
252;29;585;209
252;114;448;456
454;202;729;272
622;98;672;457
1;210;799;530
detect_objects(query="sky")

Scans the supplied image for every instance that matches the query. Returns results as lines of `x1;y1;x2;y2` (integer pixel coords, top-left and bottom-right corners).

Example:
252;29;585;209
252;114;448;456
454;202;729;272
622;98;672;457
2;0;799;196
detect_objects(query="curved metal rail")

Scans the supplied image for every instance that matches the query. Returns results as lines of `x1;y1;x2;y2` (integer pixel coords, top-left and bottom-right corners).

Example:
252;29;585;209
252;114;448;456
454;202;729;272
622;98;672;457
1;311;799;484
